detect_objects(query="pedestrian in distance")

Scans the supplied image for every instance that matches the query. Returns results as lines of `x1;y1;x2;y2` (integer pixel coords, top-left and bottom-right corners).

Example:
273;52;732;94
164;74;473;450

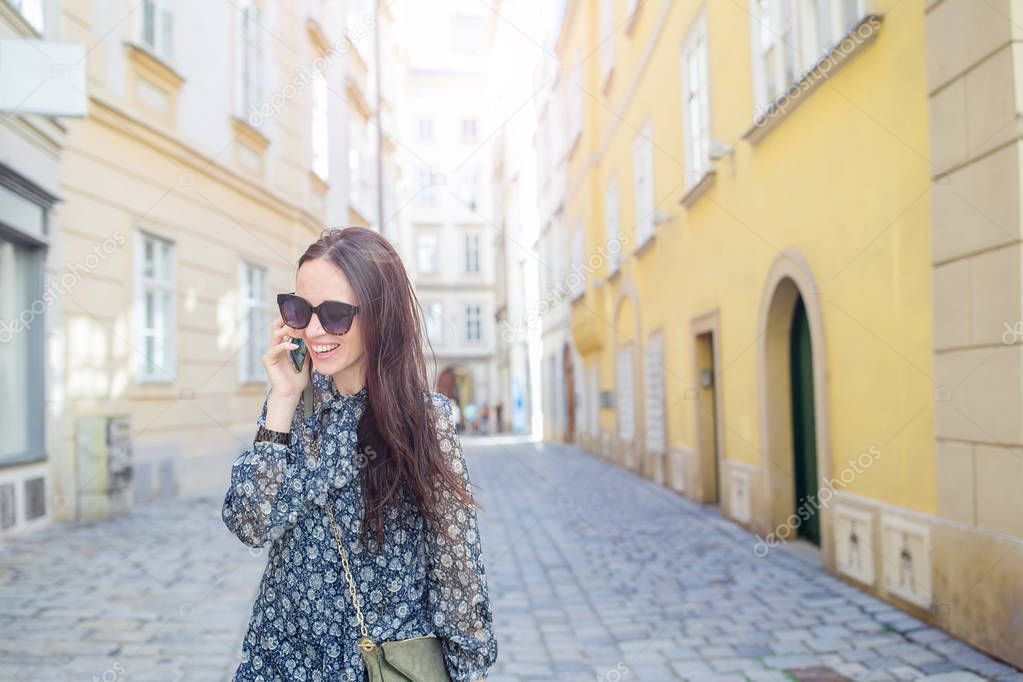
221;226;498;682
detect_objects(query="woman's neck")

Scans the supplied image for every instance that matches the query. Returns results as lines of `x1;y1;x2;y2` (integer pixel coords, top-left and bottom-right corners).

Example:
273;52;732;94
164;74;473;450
331;367;366;396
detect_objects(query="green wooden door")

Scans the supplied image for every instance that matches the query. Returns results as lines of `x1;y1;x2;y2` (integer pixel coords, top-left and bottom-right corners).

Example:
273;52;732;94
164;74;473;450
789;296;820;545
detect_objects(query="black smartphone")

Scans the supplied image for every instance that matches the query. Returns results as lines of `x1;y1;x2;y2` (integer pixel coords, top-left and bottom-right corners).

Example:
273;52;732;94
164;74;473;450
289;337;308;373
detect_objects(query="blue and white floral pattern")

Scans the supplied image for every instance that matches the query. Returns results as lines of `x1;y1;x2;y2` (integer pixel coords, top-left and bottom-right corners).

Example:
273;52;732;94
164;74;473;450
222;370;497;681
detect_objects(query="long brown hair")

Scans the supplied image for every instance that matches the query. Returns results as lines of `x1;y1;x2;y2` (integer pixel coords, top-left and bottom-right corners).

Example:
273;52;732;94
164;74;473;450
298;227;477;550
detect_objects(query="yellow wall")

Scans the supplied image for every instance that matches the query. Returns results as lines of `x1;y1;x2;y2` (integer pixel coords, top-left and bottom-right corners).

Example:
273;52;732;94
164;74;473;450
565;0;937;512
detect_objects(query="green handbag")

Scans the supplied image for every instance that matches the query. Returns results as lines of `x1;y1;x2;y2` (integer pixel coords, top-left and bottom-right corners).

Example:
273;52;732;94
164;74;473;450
325;504;452;682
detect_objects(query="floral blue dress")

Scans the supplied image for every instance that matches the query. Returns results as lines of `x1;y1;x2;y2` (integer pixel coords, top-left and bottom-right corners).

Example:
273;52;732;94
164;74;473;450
222;370;498;681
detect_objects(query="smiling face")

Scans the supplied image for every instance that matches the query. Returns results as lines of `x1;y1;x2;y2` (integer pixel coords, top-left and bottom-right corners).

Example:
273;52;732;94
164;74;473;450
293;257;367;390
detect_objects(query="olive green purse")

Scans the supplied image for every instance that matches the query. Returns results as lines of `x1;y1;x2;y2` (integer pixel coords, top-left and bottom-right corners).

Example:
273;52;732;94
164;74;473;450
325;505;452;682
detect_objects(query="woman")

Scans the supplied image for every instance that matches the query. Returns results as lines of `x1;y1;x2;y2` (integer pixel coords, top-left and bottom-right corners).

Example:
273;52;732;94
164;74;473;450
222;227;498;681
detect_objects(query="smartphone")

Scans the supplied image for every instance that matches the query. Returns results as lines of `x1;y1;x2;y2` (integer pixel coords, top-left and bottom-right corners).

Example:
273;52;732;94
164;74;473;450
289;337;308;373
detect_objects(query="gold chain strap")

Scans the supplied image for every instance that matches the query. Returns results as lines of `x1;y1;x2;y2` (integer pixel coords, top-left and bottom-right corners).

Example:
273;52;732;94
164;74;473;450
326;505;375;651
306;397;376;652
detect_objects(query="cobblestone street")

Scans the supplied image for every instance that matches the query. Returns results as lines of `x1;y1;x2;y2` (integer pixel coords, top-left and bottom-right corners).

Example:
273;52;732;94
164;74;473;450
1;436;1020;682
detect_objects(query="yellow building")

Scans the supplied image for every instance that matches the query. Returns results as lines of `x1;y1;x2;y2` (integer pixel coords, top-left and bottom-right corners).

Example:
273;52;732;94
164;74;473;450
555;0;1022;666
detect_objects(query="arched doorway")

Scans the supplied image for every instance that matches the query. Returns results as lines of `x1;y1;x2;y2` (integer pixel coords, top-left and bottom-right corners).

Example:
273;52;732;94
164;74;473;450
562;343;575;443
790;295;820;545
436;365;472;432
758;251;832;557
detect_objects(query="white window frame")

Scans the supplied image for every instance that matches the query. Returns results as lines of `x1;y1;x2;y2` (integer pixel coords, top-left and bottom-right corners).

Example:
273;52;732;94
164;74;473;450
461;118;478;144
681;12;711;188
570;219;584;298
424;301;444;345
138;0;174;62
311;70;329;181
806;0;866;56
135;231;176;382
599;0;615;87
604;175;621;275
566;66;583;153
749;0;866;117
237;1;264;119
464;304;483;344
416;232;438;275
464;232;481;274
238;260;268;383
11;0;44;33
417;167;437;205
644;332;667;455
632;121;655;245
616;345;635;443
418;117;434;142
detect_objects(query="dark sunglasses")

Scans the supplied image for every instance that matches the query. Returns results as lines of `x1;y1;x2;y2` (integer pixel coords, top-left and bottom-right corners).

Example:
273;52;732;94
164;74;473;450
277;293;360;336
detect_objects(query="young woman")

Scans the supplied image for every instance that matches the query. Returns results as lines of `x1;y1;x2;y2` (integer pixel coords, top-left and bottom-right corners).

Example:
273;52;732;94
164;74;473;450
222;227;498;681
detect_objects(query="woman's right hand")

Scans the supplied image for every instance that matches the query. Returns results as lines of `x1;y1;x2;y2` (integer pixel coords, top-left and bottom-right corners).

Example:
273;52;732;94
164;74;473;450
264;317;310;397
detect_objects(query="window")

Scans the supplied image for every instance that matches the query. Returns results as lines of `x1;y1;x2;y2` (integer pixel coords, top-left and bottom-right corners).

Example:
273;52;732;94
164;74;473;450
458;167;481;209
416;232;438;275
418;118;434;142
566;75;582;151
615;346;635;443
751;0;865;114
451;15;486;53
464;232;481;273
599;0;615;85
349;118;376;216
570;220;584;298
810;0;864;53
11;0;44;33
238;261;268;383
644;332;666;455
424;301;444;344
461;118;478;145
0;236;44;465
604;175;621;274
417;167;437;205
238;1;263;118
464;304;482;343
682;13;711;187
139;0;173;62
589;363;599;437
136;232;175;381
311;70;329;180
632;122;655;244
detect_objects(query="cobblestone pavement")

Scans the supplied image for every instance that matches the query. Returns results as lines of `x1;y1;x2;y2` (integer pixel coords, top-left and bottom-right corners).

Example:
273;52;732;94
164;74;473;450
1;436;1020;682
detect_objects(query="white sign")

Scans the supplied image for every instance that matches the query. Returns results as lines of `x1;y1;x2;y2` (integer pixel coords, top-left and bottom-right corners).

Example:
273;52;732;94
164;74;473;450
0;39;87;117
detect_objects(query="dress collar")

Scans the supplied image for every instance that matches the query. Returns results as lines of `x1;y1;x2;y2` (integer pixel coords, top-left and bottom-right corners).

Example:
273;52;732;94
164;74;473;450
311;369;368;414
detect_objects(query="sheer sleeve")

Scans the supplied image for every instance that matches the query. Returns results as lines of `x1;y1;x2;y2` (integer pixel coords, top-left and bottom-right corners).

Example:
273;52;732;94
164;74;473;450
221;388;358;548
424;393;498;681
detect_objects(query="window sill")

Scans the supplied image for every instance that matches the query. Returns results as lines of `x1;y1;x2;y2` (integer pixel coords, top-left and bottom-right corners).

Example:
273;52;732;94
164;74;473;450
742;14;883;146
633;229;656;258
231;117;270;177
601;65;614;94
624;4;642;36
0;452;48;469
123;41;184;127
309;170;329;196
679;169;717;209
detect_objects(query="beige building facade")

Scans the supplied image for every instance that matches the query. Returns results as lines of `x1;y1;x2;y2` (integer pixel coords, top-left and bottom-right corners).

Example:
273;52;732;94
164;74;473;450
1;0;395;536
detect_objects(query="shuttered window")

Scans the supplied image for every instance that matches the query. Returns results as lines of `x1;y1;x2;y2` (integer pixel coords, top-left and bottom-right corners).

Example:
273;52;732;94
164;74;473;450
644;332;667;455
